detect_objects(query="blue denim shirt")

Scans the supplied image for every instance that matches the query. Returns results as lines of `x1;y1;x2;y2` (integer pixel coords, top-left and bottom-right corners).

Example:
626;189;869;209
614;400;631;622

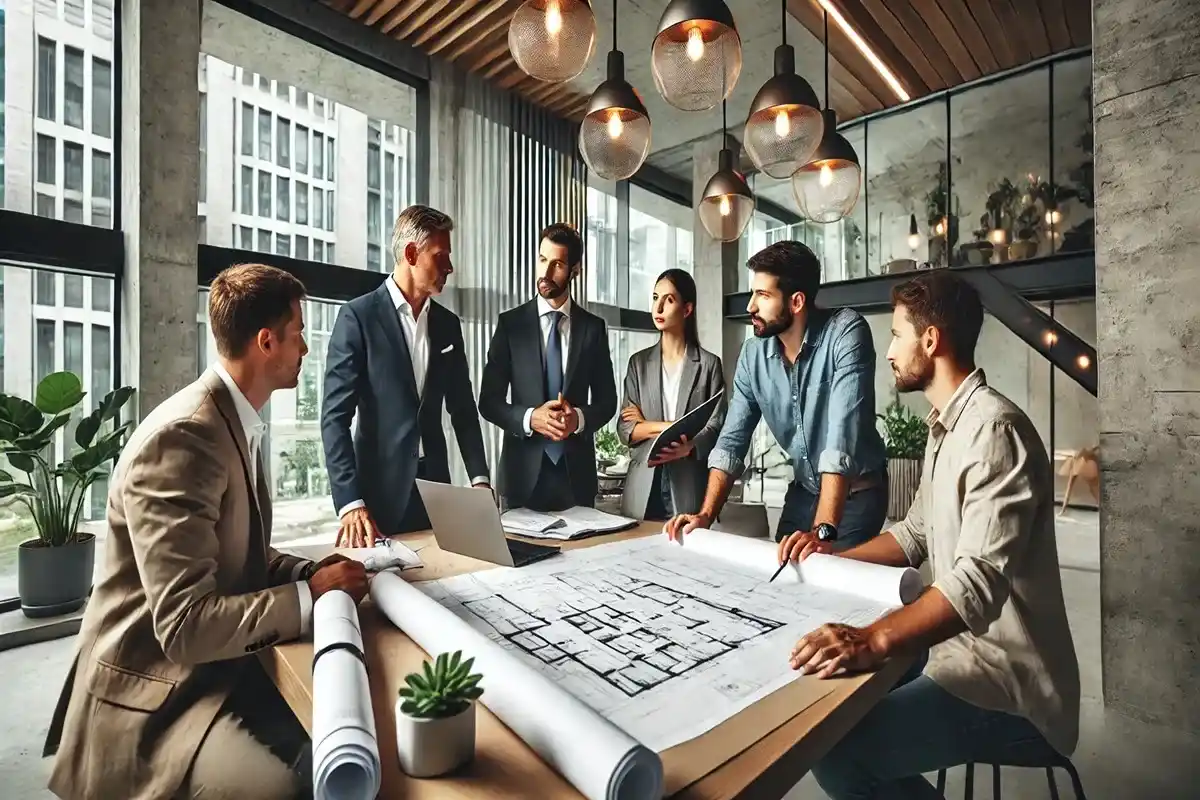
709;307;887;495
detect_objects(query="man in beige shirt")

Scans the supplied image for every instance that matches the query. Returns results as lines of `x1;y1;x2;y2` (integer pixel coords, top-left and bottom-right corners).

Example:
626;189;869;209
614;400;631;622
44;263;369;800
787;271;1080;798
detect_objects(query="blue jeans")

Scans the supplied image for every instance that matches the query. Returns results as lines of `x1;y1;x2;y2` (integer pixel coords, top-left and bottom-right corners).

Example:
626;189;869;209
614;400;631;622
812;671;1056;800
775;478;889;551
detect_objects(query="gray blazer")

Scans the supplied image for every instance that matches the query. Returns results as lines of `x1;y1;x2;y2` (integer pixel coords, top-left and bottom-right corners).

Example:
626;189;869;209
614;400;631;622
617;343;726;519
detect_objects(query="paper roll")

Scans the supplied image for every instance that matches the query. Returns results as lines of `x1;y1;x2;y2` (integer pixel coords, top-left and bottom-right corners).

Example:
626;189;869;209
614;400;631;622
370;571;664;800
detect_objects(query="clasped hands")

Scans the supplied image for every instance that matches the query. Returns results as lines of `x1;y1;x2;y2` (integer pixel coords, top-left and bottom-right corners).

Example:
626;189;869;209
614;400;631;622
531;394;579;442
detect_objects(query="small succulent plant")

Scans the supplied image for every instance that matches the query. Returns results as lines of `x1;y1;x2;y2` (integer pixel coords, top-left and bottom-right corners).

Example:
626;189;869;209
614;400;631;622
398;650;484;719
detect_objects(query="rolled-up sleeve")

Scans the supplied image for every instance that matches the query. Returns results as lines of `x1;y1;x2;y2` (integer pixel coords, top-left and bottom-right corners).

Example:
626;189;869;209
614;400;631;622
707;348;760;477
932;420;1037;636
889;484;928;567
816;316;875;475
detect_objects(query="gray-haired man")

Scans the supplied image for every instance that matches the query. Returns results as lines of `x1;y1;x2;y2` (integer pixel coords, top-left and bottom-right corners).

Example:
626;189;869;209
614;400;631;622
321;204;491;545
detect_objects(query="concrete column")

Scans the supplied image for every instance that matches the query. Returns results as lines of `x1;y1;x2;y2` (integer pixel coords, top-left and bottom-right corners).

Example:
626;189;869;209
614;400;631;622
120;0;201;419
692;133;747;392
1094;0;1200;733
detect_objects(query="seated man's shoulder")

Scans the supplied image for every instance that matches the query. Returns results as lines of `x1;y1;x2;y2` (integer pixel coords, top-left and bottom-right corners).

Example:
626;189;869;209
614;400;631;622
128;384;223;456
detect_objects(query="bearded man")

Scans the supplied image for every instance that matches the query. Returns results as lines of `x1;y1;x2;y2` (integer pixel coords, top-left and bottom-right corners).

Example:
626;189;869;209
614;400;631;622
665;240;888;555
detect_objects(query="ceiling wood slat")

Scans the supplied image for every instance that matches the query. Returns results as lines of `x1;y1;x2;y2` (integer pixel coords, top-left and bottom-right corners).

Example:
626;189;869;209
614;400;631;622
469;31;512;72
908;0;982;81
1063;0;1092;48
857;0;949;92
393;0;455;41
886;0;965;86
1009;0;1052;59
425;0;514;56
365;0;404;28
932;0;1000;74
825;1;932;96
986;0;1033;64
788;0;890;110
961;0;1018;69
346;0;377;20
411;2;480;47
1038;0;1074;52
444;14;512;63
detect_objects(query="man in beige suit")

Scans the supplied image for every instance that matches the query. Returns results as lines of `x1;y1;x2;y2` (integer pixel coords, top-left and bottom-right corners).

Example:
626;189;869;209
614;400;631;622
43;263;368;800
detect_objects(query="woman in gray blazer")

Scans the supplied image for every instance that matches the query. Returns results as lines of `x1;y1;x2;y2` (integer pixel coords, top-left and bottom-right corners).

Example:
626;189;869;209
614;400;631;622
617;269;726;520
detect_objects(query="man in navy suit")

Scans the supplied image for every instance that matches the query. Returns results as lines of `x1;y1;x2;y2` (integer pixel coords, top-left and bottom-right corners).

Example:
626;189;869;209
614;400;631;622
479;223;617;511
321;205;490;546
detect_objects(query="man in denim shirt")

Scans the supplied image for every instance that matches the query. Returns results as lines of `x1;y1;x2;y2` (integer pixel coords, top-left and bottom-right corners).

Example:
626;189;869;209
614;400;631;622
665;241;888;553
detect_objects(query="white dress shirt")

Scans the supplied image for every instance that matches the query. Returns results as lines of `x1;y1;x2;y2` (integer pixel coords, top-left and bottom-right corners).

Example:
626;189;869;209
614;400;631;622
522;294;586;436
662;358;683;422
212;362;313;634
339;278;487;520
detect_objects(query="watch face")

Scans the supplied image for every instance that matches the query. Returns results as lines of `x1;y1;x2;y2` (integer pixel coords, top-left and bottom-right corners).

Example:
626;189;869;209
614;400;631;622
816;523;838;541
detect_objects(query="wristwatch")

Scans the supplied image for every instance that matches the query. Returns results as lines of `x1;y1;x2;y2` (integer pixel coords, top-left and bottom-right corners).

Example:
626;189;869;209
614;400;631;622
814;522;839;542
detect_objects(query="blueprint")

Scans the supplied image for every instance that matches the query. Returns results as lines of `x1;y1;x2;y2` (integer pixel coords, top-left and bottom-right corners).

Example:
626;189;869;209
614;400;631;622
414;532;897;752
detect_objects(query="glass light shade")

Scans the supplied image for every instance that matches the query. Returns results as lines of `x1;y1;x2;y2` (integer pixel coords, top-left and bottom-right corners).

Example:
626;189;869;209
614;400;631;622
744;45;824;179
698;148;755;241
651;0;742;111
579;54;651;180
509;0;597;83
792;109;861;223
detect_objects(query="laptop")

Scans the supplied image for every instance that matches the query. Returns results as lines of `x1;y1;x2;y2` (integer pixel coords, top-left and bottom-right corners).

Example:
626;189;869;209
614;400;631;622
415;480;561;568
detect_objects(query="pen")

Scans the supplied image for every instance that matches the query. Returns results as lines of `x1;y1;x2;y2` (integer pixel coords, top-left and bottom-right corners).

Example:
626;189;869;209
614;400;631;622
768;560;788;582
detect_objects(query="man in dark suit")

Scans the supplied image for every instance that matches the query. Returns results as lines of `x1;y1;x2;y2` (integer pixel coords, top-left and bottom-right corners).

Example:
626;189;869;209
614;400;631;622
479;223;617;512
322;205;491;546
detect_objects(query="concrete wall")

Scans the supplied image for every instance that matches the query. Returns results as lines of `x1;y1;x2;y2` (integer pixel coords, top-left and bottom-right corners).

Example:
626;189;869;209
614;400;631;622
1094;0;1200;734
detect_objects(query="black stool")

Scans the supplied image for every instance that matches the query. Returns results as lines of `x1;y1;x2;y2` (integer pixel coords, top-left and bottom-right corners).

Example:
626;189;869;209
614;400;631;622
935;750;1087;799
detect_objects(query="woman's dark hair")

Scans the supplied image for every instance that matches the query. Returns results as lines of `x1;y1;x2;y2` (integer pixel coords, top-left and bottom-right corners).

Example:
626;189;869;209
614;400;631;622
654;268;700;348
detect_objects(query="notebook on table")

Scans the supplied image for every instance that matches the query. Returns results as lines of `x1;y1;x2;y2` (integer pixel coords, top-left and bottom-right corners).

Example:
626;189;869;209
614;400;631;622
501;506;639;541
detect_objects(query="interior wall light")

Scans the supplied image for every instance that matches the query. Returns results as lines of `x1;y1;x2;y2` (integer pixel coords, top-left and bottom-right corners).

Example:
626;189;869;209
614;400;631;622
907;214;920;251
816;0;909;102
698;100;755;242
743;0;823;178
579;0;651;180
651;0;742;111
791;8;861;224
509;0;597;83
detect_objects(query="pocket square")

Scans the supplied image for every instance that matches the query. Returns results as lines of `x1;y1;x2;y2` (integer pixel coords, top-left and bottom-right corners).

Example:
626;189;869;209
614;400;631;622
440;344;454;353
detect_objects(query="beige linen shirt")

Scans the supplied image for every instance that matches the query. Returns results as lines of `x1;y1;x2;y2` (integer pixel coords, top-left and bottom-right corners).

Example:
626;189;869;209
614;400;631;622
890;369;1081;755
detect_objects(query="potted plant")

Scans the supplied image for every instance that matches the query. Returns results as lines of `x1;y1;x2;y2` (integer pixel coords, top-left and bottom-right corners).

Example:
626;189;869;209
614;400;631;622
396;650;484;778
877;396;928;521
1;372;135;618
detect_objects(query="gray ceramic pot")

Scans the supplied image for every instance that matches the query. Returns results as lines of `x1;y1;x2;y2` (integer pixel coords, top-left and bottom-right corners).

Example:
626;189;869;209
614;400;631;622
17;533;96;618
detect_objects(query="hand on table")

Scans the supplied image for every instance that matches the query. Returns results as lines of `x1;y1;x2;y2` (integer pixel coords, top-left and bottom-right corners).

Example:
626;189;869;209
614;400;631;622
663;512;711;543
648;435;695;467
777;530;833;565
307;555;368;603
789;623;885;679
337;507;381;548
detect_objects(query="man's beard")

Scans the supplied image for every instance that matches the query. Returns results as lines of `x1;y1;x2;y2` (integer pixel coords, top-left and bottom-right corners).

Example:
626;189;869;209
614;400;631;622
751;305;793;339
537;276;568;299
893;352;933;392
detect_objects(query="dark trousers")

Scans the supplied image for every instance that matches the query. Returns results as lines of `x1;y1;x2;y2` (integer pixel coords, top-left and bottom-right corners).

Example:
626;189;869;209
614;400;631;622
525;453;576;512
775;474;889;551
643;466;675;522
397;459;430;533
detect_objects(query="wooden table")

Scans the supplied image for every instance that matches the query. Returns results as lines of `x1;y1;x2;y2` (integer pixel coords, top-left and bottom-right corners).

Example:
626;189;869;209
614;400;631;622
262;523;910;799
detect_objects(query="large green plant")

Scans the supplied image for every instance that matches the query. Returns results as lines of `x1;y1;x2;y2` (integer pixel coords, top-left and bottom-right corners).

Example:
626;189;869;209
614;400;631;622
399;650;484;719
594;427;628;463
0;372;135;547
876;397;927;460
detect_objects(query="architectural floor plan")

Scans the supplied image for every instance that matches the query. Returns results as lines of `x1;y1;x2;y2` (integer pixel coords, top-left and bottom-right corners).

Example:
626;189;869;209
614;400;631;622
417;535;893;751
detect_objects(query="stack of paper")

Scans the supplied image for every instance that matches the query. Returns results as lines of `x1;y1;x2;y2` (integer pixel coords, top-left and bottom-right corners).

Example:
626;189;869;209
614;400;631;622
311;590;380;800
280;540;423;573
371;571;663;800
501;506;638;541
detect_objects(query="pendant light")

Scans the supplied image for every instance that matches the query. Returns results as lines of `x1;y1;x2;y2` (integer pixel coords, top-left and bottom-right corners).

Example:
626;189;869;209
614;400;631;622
698;101;755;242
792;9;861;224
509;0;597;83
579;0;651;180
907;214;920;250
744;0;824;179
650;0;742;112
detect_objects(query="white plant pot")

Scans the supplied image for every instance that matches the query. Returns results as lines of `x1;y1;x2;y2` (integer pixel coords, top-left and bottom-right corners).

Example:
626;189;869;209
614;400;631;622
394;700;476;778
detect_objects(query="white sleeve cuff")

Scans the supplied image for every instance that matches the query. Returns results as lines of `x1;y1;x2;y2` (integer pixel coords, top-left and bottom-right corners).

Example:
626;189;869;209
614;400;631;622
338;499;365;518
522;407;534;437
296;581;314;637
470;476;490;486
575;407;586;434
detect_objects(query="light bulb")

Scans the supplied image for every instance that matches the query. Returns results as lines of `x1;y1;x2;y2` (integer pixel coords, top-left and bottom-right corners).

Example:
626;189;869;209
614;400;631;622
774;108;790;138
907;233;920;250
1077;354;1091;369
606;110;623;139
1046;208;1062;225
818;162;834;188
545;0;562;36
718;195;731;217
686;26;705;62
989;228;1006;245
934;219;946;237
1044;330;1058;347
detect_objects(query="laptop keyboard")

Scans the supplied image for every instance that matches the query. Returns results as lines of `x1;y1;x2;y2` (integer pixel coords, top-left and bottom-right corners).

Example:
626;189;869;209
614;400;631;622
505;538;560;567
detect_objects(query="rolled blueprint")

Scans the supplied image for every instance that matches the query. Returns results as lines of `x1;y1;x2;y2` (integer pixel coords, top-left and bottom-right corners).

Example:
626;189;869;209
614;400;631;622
312;590;381;800
679;528;924;606
370;570;665;800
